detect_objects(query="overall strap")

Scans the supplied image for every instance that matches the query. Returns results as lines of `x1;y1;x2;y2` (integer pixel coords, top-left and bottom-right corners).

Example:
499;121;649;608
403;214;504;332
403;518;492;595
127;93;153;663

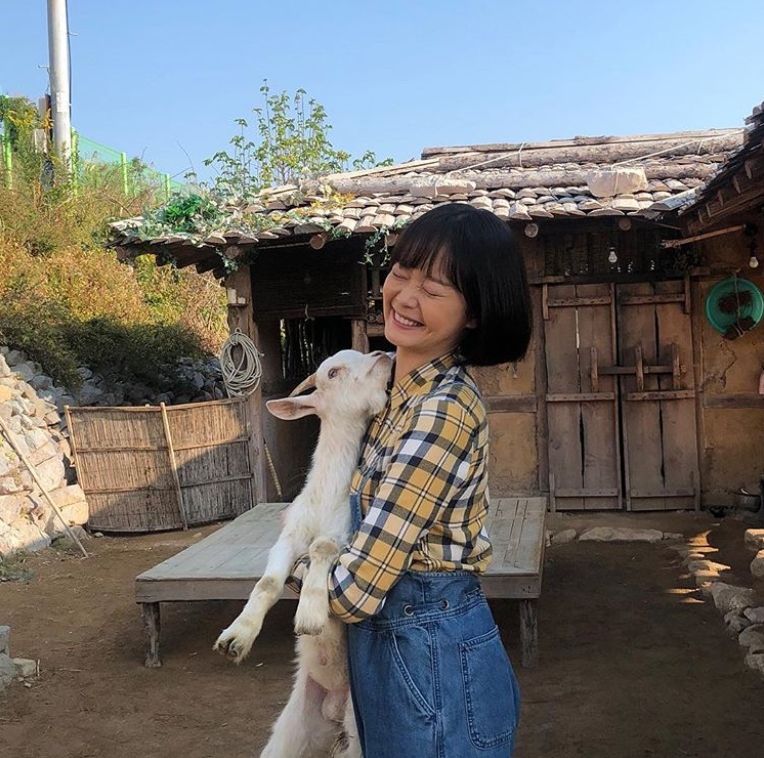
349;489;364;534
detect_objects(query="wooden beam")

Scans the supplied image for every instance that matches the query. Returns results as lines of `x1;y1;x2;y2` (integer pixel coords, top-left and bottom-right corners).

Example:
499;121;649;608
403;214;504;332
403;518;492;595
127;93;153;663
660;224;746;249
625;390;695;401
618;294;687;305
703;393;764;409
554;488;619;498
547;296;611;307
485;395;538;413
225;267;265;506
328;164;722;197
436;133;742;171
546;392;616;402
421;130;741;157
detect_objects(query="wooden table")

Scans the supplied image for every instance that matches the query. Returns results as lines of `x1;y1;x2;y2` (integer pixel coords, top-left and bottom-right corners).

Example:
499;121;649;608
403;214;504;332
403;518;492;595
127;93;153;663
135;497;547;668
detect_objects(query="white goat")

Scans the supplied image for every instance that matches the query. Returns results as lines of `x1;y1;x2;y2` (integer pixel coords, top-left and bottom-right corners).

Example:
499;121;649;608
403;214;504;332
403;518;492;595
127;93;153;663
214;349;392;758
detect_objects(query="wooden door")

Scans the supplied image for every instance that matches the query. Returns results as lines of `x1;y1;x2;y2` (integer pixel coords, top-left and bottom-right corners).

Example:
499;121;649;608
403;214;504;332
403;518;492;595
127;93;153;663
542;279;700;511
617;281;700;510
543;283;622;510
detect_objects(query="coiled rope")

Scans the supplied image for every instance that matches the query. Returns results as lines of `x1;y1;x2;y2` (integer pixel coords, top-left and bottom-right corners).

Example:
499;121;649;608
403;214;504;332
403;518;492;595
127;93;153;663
218;329;282;499
219;328;263;397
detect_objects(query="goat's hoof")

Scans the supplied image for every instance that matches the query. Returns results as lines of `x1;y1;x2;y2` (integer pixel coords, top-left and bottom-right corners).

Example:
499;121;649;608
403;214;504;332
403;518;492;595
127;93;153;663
294;606;326;636
213;622;260;663
213;634;250;663
309;537;339;559
294;618;325;636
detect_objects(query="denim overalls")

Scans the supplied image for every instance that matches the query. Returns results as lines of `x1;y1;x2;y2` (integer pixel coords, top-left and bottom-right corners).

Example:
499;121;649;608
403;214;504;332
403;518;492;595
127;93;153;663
345;485;521;758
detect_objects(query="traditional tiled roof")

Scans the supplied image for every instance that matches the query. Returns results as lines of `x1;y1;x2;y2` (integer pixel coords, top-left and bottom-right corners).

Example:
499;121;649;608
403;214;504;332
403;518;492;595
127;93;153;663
678;102;764;233
110;129;743;273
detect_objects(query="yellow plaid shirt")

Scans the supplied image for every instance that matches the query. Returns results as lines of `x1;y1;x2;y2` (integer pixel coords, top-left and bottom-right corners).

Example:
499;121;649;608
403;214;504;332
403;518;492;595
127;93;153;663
327;352;493;623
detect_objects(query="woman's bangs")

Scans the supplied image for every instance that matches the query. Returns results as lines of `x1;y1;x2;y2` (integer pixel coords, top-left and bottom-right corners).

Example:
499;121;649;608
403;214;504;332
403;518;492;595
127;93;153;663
390;225;460;288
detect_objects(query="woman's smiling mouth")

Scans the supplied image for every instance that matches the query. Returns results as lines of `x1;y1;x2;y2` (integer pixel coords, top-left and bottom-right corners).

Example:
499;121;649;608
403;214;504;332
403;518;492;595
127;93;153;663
391;309;423;327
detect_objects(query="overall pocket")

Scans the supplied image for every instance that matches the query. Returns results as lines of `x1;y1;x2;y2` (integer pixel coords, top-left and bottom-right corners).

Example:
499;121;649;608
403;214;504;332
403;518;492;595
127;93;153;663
459;626;519;749
386;625;436;719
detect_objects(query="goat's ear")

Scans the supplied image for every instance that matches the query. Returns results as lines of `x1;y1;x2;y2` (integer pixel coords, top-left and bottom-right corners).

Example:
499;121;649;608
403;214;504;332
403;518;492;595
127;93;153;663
266;396;318;420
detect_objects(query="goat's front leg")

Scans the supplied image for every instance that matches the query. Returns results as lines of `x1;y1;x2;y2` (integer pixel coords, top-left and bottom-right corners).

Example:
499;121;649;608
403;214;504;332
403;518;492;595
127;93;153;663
214;532;298;663
294;537;339;636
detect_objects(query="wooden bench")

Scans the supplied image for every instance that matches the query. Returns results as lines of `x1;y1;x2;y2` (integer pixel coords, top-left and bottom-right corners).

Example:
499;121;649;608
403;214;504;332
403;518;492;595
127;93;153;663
135;497;547;668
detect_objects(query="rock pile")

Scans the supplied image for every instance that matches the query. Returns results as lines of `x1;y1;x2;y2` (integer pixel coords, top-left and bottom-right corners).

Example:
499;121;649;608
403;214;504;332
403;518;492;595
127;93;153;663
0;626;38;694
672;534;764;679
1;350;88;556
2;348;226;412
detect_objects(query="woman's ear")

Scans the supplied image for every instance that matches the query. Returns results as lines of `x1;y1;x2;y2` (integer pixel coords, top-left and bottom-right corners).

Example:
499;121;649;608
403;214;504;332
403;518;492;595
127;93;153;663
466;316;478;329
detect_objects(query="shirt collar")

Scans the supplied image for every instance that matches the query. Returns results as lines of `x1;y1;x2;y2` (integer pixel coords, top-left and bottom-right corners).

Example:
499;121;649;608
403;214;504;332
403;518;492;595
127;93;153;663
389;352;459;409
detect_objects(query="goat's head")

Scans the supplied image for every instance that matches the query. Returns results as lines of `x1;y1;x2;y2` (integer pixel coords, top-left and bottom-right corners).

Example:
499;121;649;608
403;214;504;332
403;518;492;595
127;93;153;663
266;350;392;422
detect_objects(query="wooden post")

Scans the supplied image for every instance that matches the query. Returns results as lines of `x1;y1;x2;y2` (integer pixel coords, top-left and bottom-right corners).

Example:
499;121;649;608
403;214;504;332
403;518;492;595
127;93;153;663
159;403;187;530
671;344;681;390
533;286;550;498
548;470;556;513
635;345;644;392
225;267;265;506
610;283;623;510
519;599;539;667
689;277;706;511
142;603;162;668
351;319;369;353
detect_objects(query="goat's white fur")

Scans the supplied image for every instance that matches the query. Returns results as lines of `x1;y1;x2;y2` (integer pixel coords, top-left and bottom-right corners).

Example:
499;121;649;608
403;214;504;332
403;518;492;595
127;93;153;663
214;349;391;758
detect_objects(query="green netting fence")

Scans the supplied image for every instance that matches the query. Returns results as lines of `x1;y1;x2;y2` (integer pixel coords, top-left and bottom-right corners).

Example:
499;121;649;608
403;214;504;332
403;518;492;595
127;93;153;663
1;127;183;199
1;129;12;190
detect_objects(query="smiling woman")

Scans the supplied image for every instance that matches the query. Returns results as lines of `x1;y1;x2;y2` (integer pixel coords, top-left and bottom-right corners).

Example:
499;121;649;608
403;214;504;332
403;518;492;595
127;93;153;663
302;202;535;758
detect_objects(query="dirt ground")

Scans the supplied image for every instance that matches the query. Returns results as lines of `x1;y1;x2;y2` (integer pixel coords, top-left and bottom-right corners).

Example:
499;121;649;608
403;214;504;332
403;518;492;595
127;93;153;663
2;510;764;758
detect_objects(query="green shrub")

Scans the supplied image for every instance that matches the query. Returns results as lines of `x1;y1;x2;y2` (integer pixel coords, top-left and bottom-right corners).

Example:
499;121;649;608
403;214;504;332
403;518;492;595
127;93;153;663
0;95;228;394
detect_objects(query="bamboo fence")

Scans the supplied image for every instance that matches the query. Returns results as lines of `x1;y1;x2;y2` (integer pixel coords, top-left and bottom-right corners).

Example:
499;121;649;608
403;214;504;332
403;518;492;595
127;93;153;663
65;398;254;532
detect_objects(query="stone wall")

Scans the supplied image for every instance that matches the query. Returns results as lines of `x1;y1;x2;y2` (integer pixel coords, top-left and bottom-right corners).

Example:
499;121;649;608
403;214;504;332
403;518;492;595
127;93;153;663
0;350;88;556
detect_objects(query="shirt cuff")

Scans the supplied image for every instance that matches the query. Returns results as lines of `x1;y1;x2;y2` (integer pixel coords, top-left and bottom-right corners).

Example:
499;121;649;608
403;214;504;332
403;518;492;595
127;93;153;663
285;552;310;596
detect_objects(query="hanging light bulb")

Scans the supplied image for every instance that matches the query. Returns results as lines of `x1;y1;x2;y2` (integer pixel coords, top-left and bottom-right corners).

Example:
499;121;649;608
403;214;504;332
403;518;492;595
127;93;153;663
746;224;759;269
608;245;618;264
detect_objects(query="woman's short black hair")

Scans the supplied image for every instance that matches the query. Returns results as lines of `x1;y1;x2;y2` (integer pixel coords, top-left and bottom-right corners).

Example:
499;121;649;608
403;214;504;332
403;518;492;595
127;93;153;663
389;203;532;367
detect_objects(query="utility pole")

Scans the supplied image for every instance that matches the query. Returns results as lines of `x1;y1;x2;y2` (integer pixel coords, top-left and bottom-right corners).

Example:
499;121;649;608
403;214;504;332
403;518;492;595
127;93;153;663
47;0;71;170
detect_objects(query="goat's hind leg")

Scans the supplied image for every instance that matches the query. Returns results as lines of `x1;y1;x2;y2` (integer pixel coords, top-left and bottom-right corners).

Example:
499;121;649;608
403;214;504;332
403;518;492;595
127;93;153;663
332;697;362;758
214;533;298;663
260;666;336;758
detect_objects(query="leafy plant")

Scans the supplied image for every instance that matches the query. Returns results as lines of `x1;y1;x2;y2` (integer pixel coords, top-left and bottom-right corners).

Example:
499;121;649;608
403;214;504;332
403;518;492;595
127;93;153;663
202;81;391;198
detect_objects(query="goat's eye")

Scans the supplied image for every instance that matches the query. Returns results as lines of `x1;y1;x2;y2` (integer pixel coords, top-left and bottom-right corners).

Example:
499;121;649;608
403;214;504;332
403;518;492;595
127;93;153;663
328;368;340;379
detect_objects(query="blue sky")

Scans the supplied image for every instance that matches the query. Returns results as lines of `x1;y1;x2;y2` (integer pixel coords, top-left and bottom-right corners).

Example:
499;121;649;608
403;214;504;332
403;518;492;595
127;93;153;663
2;1;763;183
